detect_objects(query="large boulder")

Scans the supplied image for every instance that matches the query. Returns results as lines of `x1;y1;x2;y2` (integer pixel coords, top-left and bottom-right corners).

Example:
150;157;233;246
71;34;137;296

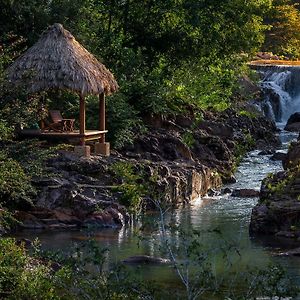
250;142;300;238
284;112;300;132
250;164;300;237
283;141;300;169
270;151;287;161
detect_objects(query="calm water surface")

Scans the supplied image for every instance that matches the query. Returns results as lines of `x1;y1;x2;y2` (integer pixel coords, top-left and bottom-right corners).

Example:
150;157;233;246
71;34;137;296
14;127;300;297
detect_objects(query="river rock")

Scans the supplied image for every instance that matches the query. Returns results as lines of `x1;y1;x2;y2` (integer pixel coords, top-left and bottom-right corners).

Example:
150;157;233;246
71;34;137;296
256;52;281;60
222;175;237;184
270;151;287;161
284;122;300;132
276;247;300;256
122;255;171;265
284;112;300;132
238;75;261;98
258;150;274;155
232;189;260;198
250;147;300;237
221;187;232;195
16;238;32;248
283;141;300;169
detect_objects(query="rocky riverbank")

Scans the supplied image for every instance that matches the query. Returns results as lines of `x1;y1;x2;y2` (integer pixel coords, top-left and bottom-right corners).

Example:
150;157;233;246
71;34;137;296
4;107;280;232
250;139;300;238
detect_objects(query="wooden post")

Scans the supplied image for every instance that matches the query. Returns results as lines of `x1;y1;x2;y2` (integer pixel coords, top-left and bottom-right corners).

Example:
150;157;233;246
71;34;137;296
79;94;85;145
99;92;105;143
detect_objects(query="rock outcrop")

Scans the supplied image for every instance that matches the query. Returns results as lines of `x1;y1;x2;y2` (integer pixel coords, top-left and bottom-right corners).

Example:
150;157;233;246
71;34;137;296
11;107;280;231
283;141;300;169
250;141;300;237
129;108;280;178
284;112;300;132
15;150;221;230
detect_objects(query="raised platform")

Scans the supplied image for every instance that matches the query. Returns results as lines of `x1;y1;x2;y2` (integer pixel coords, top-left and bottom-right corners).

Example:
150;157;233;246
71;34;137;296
19;129;107;143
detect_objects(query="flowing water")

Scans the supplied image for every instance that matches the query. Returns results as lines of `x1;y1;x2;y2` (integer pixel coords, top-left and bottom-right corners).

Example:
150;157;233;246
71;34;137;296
13;127;300;297
13;65;300;297
255;64;300;122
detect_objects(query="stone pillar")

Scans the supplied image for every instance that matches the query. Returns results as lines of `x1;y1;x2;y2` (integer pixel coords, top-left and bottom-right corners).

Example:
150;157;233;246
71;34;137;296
95;142;110;156
74;145;91;158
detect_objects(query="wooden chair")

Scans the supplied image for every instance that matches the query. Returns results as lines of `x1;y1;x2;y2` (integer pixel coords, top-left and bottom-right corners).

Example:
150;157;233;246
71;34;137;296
43;110;75;132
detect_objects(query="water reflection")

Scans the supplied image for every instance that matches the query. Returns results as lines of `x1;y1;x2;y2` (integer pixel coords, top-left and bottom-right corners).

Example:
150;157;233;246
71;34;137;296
12;129;300;296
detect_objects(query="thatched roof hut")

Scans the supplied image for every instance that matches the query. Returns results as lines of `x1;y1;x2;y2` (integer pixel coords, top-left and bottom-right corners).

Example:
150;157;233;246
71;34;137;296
7;23;118;152
7;23;118;96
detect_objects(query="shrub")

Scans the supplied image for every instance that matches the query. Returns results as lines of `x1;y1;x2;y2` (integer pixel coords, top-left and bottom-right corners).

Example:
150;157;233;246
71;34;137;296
110;161;146;214
0;239;27;294
0;120;14;141
6;140;67;178
0;151;35;209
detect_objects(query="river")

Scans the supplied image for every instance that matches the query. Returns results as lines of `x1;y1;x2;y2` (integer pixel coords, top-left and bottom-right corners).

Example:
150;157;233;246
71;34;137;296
12;124;300;298
13;63;300;297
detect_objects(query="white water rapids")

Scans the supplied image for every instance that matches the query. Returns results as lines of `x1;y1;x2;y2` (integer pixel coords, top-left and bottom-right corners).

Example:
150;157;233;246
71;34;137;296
256;65;300;123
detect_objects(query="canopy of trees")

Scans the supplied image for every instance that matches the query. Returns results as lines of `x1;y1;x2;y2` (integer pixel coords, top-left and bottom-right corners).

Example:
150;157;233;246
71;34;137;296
0;0;299;147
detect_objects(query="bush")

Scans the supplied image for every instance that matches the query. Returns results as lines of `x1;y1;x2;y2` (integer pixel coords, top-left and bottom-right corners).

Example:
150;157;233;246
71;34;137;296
6;140;67;178
0;238;156;300
0;151;35;209
0;239;27;294
0;120;14;141
0;238;71;300
263;3;300;58
110;161;146;213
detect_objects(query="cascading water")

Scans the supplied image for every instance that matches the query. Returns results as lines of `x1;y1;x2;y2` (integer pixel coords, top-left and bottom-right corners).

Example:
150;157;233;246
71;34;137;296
254;65;300;123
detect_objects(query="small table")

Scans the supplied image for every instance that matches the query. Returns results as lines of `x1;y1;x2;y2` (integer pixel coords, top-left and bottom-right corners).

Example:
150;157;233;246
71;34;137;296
61;119;75;132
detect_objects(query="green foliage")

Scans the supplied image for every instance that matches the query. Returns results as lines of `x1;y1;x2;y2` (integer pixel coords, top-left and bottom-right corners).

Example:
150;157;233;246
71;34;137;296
238;109;258;118
247;265;298;298
6;141;67;178
181;131;195;148
0;140;68;209
106;94;145;149
0;209;19;232
265;163;300;195
111;161;146;213
0;0;275;146
0;35;46;129
0;238;157;299
0;238;72;300
0;238;28;294
0;151;35;209
0;120;14;141
234;133;256;167
110;161;162;214
0;233;297;299
263;1;300;58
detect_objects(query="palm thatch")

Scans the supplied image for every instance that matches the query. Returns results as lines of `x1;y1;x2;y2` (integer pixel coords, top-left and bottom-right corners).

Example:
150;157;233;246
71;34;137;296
7;23;118;96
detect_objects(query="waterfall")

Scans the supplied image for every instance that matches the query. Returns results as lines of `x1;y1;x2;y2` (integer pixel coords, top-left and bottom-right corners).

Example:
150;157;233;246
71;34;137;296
252;64;300;123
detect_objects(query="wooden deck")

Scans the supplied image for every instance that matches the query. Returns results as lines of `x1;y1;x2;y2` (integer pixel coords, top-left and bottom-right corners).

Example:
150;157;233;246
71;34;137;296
19;129;107;142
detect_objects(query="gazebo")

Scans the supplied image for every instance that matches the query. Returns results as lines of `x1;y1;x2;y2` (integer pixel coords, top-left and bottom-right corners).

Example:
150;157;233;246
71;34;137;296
7;23;118;156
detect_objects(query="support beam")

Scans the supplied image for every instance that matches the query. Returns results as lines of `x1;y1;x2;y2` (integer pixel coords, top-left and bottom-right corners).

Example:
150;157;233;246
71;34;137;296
99;92;106;143
79;94;86;145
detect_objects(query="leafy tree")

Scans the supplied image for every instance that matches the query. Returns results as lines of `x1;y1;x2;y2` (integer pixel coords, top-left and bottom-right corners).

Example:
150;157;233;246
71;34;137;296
263;0;300;58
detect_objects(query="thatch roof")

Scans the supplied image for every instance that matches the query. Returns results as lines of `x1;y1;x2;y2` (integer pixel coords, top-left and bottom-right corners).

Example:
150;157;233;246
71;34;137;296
7;23;118;96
